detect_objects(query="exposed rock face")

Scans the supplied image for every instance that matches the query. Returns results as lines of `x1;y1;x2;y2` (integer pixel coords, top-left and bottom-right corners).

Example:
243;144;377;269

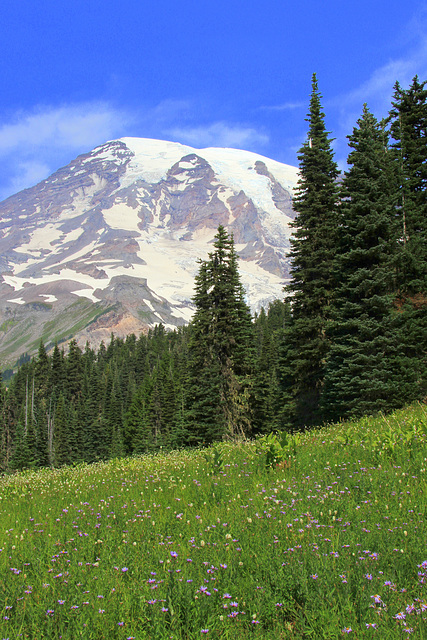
0;137;299;367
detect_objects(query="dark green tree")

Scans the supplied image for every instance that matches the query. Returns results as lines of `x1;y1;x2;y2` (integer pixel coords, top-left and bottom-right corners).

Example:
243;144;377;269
389;76;427;400
390;76;427;296
321;105;405;419
187;226;254;442
279;73;339;429
52;393;69;467
9;421;31;471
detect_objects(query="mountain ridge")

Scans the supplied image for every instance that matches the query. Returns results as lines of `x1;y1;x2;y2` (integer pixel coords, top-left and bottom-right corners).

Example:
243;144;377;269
0;137;299;368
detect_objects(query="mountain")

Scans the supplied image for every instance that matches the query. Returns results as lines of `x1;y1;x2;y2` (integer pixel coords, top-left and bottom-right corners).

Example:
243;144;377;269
0;137;299;368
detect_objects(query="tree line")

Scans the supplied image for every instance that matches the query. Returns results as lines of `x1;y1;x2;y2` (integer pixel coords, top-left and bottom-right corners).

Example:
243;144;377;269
0;74;425;471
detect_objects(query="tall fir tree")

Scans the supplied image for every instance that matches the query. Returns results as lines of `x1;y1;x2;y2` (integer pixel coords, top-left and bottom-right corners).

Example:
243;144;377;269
389;76;427;400
389;76;427;296
321;105;406;419
187;226;254;442
279;73;339;429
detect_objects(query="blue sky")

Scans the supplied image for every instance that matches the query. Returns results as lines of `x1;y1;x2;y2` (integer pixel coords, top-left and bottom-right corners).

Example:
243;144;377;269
1;0;427;200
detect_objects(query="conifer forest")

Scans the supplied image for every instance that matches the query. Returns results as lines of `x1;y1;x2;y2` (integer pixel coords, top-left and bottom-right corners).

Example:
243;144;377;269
0;74;426;472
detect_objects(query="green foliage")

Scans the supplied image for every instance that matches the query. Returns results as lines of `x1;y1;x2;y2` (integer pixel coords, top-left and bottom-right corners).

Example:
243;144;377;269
1;403;426;639
187;226;254;443
321;105;403;420
203;444;225;475
256;430;300;469
279;74;339;429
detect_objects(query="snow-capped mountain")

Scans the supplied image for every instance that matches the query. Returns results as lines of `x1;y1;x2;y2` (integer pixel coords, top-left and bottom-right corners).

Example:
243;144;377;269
0;137;299;367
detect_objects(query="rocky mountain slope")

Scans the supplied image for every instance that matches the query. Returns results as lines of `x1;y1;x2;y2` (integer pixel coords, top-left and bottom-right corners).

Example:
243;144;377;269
0;137;299;368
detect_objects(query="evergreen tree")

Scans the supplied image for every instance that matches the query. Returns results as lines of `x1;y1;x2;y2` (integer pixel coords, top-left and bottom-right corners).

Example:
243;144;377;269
34;340;51;397
322;105;404;419
124;382;151;453
53;393;72;467
390;76;427;296
9;421;31;471
187;226;254;442
252;301;291;434
50;342;65;397
389;76;427;400
65;339;83;403
279;74;339;429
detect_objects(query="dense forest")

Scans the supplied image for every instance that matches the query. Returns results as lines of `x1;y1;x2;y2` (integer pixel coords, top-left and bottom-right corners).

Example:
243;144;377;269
0;73;425;471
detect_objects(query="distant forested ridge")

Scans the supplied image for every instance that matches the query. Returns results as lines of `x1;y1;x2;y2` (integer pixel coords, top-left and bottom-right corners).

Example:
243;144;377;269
1;75;425;471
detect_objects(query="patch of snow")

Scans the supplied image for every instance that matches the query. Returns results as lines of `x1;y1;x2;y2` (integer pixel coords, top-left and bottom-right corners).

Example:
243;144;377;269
178;160;197;169
62;228;84;244
40;294;58;303
103;202;142;232
13;224;63;254
7;297;26;305
69;288;100;302
143;299;156;312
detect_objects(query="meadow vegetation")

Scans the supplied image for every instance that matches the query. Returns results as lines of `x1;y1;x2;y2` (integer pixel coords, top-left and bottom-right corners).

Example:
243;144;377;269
1;402;426;639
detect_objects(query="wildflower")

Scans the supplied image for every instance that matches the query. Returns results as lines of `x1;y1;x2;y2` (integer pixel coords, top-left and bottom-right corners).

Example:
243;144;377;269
98;609;105;614
46;610;54;616
342;628;352;634
201;631;209;634
310;574;318;579
121;567;128;573
161;607;168;612
251;620;260;624
366;623;377;629
371;595;382;604
394;612;406;620
365;574;373;580
170;551;178;558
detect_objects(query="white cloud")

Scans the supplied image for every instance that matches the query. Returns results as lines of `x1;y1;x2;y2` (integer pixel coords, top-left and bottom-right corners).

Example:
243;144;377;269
334;14;427;127
0;102;132;200
0;102;131;154
7;161;51;195
166;121;269;149
258;101;305;112
328;17;427;166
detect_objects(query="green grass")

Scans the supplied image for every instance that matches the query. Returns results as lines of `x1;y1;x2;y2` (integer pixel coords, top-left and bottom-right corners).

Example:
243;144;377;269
1;403;426;639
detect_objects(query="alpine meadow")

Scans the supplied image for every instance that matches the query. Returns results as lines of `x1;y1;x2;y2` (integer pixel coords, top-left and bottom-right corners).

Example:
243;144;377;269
0;74;426;639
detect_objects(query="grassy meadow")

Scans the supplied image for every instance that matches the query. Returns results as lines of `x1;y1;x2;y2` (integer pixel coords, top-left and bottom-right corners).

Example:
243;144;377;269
1;404;427;639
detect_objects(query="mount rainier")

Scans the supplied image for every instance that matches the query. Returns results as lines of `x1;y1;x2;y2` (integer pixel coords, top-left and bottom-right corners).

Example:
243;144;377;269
0;137;299;367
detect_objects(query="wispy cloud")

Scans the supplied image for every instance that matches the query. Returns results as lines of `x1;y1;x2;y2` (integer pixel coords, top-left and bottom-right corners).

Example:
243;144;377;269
329;13;427;170
258;101;305;112
166;121;269;149
0;102;132;154
0;102;132;199
334;12;427;125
